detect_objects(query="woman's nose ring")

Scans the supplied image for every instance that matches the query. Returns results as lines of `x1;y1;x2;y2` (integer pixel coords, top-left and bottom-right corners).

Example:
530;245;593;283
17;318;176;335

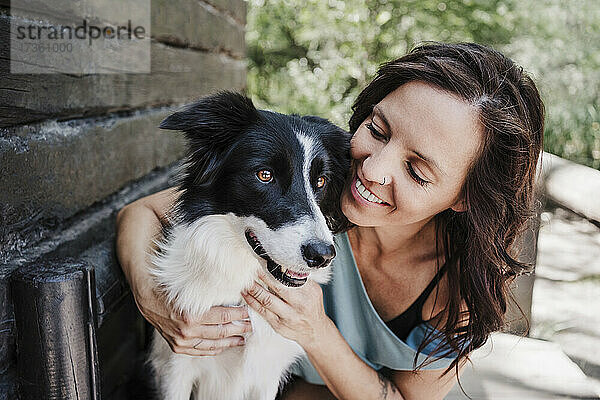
379;176;388;185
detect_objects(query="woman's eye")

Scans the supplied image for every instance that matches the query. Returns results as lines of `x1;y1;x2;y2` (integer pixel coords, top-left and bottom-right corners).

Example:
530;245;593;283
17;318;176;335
365;122;387;141
406;162;430;187
256;169;273;183
316;176;327;188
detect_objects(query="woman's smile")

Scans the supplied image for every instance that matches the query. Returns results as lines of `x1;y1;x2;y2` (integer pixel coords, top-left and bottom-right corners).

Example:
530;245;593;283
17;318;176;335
350;175;390;207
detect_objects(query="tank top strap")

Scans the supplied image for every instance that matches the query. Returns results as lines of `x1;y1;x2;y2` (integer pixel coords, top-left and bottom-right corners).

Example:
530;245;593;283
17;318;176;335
412;260;449;308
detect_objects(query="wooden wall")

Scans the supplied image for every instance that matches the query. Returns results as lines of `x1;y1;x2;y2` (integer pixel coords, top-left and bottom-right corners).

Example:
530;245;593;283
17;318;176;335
0;1;247;398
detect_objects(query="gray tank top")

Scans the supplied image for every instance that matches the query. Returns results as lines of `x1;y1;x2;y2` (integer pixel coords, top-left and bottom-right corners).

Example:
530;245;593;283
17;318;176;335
291;232;456;385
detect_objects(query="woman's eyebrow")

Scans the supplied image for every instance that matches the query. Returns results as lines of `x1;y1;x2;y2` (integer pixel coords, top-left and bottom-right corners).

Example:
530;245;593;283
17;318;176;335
372;105;390;128
372;105;447;177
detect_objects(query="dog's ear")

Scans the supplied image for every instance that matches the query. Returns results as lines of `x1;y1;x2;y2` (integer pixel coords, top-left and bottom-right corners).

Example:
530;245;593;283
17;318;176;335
159;91;260;152
160;91;260;188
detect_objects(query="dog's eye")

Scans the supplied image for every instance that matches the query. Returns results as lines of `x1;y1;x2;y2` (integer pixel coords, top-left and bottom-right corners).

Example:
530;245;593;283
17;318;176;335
256;169;273;183
316;176;326;188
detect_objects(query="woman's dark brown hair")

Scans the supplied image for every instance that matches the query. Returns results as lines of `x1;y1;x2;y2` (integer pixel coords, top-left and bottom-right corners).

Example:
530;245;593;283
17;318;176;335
348;42;545;375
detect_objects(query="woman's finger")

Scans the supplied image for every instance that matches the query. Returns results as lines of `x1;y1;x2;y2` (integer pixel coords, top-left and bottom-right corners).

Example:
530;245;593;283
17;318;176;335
191;305;249;324
256;269;316;306
242;291;279;326
174;336;246;351
178;320;252;340
256;270;292;300
242;283;289;322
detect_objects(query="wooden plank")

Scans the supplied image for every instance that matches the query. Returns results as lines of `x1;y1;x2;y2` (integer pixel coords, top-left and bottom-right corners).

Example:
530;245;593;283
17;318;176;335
0;106;188;222
1;0;149;27
541;152;600;224
2;0;245;56
0;14;247;127
153;0;245;57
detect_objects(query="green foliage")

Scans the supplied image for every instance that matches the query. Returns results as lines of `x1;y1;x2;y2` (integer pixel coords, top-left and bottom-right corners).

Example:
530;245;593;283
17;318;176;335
504;0;600;169
247;0;600;169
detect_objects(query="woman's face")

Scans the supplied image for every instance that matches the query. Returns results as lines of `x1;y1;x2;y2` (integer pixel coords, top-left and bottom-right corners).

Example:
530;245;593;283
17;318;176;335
340;81;484;228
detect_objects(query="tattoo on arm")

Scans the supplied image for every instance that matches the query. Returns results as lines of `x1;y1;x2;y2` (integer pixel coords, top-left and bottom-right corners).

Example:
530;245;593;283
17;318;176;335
376;369;399;399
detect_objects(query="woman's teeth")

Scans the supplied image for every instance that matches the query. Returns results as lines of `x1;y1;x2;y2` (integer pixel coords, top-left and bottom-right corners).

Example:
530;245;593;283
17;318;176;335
355;179;385;204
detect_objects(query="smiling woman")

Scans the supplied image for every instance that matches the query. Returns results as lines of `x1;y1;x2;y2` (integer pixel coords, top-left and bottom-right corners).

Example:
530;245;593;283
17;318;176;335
115;42;545;400
247;42;545;400
342;81;483;227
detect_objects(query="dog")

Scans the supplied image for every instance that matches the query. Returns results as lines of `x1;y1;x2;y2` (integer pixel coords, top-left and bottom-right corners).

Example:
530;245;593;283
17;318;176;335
149;91;351;400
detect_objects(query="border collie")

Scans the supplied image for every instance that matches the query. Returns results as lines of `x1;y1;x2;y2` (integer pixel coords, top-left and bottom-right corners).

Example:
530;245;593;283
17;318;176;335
149;91;350;400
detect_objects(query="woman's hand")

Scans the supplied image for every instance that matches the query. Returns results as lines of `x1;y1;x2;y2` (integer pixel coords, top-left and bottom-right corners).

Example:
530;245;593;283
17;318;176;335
115;187;251;357
133;279;251;356
241;270;334;350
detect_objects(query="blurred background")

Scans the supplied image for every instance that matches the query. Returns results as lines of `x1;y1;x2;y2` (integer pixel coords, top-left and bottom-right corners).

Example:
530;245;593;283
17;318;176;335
246;0;600;169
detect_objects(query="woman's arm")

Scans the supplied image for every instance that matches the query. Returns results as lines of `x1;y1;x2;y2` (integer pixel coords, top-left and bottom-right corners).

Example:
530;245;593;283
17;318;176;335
116;187;178;303
115;187;251;355
308;328;461;400
242;270;463;400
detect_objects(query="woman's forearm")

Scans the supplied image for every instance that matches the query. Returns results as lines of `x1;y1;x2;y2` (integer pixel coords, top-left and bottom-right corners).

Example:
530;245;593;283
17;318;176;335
115;203;162;295
115;187;178;296
115;188;253;355
304;320;404;400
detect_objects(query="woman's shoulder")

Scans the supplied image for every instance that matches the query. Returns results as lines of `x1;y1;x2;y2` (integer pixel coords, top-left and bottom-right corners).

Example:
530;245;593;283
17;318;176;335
424;296;470;332
421;259;470;332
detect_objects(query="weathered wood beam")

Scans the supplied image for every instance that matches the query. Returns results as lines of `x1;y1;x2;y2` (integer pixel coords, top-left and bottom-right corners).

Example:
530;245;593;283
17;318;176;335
540;152;600;225
10;261;100;399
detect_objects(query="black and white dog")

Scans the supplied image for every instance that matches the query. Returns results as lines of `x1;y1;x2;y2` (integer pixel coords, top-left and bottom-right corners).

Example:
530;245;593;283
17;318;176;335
149;91;350;400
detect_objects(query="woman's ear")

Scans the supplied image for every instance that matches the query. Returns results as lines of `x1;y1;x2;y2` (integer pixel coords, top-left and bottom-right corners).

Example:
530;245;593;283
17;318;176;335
450;198;468;213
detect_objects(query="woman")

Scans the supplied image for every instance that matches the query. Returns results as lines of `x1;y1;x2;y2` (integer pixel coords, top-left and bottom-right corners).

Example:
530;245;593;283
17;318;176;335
116;42;544;399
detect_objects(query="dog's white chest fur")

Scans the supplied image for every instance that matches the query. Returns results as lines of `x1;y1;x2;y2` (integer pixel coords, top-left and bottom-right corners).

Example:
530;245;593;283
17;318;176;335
149;214;322;400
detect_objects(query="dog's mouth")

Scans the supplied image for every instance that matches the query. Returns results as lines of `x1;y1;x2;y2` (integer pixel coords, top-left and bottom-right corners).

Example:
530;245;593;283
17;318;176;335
245;230;309;287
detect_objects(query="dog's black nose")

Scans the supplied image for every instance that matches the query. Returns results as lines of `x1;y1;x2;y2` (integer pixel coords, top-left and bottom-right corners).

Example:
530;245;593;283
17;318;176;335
302;241;336;269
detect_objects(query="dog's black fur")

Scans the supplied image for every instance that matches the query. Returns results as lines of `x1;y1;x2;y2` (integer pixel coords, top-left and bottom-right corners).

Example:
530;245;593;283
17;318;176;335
146;91;353;399
160;91;352;234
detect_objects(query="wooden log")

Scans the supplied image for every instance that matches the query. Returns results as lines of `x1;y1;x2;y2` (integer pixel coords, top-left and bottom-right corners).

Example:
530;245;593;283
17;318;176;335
540;152;600;225
153;0;245;57
0;107;187;223
1;164;179;399
10;261;100;400
2;0;245;57
0;14;247;127
0;278;17;399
